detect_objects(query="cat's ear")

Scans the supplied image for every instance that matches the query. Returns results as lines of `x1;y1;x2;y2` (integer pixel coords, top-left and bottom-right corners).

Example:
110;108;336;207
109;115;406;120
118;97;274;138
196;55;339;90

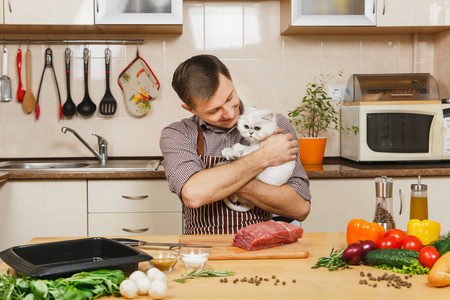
262;112;275;121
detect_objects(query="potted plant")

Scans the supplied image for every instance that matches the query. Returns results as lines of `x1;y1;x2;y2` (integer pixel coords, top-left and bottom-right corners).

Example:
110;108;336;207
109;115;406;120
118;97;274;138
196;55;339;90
287;71;358;165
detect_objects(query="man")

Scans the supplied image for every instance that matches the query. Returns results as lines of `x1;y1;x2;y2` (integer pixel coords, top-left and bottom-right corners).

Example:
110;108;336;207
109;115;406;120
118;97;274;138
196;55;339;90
160;54;311;234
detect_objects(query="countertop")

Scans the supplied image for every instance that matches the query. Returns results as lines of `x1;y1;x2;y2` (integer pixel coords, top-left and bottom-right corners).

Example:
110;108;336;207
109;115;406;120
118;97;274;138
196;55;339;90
0;233;447;299
2;157;450;180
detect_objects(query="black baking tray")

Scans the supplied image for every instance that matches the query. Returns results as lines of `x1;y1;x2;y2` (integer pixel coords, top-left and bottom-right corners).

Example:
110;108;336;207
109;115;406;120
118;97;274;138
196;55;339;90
0;237;152;279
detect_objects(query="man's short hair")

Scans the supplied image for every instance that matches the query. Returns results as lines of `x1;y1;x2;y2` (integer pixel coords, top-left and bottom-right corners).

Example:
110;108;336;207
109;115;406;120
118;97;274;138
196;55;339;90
172;54;232;108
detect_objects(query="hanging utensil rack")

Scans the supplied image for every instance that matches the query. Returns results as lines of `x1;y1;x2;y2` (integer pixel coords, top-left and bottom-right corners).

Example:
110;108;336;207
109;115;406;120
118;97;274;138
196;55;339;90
0;39;145;45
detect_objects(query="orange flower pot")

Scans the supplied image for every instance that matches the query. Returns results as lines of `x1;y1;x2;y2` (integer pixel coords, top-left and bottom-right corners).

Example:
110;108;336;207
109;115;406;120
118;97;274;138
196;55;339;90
298;137;327;165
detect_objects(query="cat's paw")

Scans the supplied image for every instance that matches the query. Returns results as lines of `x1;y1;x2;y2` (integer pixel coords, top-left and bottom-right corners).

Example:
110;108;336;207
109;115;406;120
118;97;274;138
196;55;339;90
221;147;241;160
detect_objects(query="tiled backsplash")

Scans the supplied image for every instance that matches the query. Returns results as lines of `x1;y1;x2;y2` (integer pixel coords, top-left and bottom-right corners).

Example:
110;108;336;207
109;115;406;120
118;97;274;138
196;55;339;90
0;0;449;159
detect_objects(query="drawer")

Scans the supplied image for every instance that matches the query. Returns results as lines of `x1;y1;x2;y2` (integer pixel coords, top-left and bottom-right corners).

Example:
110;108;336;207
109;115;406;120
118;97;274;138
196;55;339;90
88;212;183;236
88;179;181;213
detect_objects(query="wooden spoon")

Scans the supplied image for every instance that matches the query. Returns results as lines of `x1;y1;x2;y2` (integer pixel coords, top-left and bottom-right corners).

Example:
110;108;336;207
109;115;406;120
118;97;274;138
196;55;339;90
22;49;36;113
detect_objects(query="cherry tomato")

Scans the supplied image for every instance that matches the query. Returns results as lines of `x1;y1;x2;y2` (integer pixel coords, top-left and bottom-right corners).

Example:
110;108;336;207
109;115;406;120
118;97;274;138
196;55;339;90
400;235;423;251
419;246;440;268
384;229;406;242
377;236;401;249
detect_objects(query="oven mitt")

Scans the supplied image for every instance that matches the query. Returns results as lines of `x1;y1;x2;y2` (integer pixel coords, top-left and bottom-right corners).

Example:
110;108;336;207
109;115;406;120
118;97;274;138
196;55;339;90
118;53;160;117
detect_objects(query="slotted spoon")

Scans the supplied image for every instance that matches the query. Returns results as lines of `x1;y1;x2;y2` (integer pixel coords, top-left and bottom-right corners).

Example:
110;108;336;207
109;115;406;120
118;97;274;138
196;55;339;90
99;48;117;115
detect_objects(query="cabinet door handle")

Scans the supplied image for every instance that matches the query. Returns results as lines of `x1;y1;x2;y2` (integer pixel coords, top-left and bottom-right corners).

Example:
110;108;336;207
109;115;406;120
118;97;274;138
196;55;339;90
383;0;386;15
122;195;149;200
372;0;375;14
122;228;149;233
8;0;12;12
96;0;99;13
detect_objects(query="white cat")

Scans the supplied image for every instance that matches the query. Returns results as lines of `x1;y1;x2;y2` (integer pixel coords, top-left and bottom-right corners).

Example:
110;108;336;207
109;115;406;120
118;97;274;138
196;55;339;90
221;106;296;212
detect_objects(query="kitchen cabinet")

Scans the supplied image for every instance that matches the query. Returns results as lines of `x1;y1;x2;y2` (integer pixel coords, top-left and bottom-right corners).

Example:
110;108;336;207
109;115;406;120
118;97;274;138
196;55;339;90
1;0;182;34
0;0;3;24
377;0;450;27
281;0;450;34
94;0;182;33
3;0;94;25
0;180;87;252
87;179;183;236
304;177;450;234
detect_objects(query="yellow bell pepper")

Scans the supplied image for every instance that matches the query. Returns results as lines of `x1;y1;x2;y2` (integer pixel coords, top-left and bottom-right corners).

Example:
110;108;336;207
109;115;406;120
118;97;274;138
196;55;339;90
407;219;441;245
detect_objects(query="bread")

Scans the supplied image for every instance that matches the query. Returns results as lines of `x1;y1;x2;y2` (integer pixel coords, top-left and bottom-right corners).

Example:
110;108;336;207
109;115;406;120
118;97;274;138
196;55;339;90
428;251;450;287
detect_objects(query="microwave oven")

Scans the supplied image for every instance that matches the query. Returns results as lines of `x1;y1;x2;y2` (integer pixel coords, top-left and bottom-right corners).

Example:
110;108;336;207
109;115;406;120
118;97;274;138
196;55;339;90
341;102;450;162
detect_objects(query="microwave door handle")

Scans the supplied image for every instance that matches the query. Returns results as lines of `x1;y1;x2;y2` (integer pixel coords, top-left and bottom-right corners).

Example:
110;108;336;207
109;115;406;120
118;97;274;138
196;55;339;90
391;93;414;97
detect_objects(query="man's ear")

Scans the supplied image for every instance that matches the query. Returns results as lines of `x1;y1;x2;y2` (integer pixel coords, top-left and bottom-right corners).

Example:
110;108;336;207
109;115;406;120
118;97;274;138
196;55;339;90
182;104;197;115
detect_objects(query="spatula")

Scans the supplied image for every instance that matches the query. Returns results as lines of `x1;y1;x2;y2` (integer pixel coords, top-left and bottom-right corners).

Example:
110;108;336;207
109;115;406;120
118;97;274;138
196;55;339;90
22;49;36;113
0;47;12;101
99;48;117;115
16;49;25;102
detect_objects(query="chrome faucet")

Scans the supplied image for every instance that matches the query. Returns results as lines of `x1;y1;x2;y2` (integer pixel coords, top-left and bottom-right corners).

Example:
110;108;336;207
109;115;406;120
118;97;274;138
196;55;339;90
61;127;108;164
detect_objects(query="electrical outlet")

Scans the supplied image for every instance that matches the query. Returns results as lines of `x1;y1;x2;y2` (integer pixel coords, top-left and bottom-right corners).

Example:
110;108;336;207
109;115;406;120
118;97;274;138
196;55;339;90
329;85;345;101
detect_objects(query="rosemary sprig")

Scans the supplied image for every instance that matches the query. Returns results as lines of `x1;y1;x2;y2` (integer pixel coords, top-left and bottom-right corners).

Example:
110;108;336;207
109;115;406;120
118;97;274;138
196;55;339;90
311;246;352;271
173;269;235;283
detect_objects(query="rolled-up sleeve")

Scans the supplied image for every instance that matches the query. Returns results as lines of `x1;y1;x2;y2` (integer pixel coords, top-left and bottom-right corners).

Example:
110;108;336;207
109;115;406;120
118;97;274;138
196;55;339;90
276;114;311;202
160;121;205;198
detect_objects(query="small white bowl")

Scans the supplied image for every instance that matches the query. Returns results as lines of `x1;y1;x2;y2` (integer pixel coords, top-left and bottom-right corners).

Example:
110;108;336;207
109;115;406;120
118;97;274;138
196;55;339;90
180;249;211;270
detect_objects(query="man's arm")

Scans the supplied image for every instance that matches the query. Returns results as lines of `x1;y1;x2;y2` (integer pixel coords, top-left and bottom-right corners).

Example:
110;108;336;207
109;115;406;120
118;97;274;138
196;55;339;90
181;132;298;208
235;180;310;221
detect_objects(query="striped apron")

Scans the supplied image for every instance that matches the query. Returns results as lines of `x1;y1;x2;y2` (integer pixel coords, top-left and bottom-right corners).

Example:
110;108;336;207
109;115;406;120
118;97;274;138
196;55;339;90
182;120;271;235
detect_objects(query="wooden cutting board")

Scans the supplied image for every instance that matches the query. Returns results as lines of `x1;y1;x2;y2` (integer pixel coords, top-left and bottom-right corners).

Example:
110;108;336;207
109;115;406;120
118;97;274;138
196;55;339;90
179;234;309;260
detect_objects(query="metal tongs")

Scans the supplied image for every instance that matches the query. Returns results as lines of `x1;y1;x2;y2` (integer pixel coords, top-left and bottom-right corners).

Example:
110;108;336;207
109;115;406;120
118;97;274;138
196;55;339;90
114;238;212;250
36;48;62;120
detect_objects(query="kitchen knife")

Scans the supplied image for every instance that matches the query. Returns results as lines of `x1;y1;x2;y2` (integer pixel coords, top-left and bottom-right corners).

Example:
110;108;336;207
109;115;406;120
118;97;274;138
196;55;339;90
113;238;212;249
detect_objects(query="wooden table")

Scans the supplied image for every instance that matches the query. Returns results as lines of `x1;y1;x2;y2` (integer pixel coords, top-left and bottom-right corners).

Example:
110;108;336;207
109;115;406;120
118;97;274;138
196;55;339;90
1;233;448;299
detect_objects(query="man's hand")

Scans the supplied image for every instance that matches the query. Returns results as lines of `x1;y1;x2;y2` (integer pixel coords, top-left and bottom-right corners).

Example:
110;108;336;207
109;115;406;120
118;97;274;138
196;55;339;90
257;130;298;167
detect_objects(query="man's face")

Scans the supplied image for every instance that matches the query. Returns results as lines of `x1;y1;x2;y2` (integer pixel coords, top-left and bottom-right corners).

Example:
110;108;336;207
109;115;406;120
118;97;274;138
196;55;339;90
182;74;241;129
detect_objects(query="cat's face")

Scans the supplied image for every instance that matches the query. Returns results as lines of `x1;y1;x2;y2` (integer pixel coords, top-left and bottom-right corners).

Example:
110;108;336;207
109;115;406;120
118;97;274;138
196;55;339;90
237;106;277;142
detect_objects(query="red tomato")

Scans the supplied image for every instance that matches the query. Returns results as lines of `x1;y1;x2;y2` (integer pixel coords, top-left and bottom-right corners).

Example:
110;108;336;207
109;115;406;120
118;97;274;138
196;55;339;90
384;229;406;242
377;236;401;249
400;235;423;251
419;246;440;268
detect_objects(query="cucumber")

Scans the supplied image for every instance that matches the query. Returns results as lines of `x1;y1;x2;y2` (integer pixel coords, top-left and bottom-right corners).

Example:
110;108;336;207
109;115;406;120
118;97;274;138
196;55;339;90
364;249;419;268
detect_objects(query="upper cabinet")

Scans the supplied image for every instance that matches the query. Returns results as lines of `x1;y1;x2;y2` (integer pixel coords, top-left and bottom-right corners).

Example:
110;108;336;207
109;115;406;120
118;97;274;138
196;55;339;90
4;0;94;25
94;0;182;33
281;0;450;34
1;0;182;34
0;0;4;24
377;0;450;27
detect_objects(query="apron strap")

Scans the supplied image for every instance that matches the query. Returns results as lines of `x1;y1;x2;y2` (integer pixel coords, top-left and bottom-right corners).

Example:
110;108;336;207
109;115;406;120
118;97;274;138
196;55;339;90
197;118;204;156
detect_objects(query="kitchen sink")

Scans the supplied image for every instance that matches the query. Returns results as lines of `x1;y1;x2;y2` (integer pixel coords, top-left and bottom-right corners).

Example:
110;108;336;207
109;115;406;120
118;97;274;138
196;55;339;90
0;160;160;171
0;162;90;169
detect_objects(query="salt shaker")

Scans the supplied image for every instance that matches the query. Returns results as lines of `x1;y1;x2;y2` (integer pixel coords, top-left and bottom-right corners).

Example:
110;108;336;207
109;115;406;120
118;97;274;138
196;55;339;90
373;176;395;230
410;174;428;221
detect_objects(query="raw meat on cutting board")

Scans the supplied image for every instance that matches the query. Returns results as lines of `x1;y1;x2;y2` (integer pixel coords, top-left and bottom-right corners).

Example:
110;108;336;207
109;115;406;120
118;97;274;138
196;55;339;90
232;220;303;251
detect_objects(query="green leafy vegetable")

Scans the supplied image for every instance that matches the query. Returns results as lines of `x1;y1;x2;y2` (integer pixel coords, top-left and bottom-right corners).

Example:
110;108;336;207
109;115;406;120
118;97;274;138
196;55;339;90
173;269;235;284
428;231;450;255
372;261;430;275
311;246;351;271
0;269;125;300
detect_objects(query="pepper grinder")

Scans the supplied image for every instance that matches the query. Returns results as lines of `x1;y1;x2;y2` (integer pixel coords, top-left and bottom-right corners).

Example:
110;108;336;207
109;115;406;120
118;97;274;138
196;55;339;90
373;176;395;231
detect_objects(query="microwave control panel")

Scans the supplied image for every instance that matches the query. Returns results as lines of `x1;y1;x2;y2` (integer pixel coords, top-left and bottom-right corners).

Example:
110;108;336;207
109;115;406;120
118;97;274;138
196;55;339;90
443;105;450;156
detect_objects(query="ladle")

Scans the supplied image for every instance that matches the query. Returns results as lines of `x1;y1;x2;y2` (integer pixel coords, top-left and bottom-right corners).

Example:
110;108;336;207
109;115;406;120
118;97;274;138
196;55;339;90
76;48;96;116
62;48;76;117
